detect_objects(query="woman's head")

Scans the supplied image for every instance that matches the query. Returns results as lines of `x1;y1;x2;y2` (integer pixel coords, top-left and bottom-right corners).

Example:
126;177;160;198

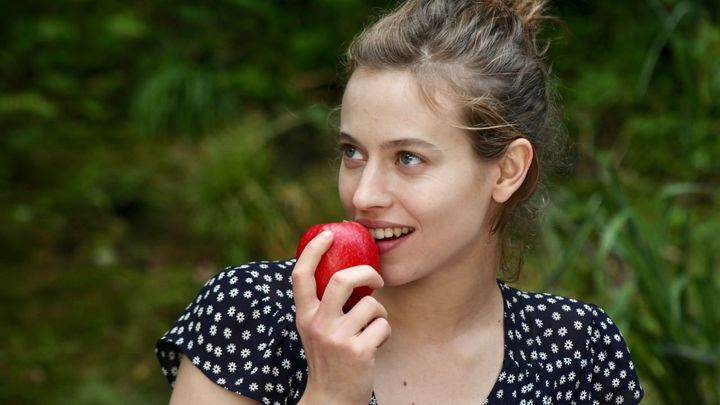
343;0;558;280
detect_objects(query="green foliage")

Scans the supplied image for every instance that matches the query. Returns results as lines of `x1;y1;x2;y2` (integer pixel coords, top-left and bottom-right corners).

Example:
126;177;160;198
535;158;719;403
187;111;344;263
1;0;718;403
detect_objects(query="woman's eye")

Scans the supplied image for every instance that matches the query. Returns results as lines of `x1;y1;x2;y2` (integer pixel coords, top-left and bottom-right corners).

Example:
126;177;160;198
398;152;423;166
341;144;363;160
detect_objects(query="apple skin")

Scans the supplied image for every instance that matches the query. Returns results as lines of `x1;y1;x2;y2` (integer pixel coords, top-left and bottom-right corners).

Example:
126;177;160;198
296;221;381;310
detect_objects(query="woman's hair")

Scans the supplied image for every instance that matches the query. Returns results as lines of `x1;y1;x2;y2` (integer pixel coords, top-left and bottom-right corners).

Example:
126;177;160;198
345;0;563;281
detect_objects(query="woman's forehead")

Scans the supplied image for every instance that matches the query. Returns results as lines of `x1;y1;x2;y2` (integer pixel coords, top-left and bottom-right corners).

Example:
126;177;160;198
339;70;475;153
340;69;464;131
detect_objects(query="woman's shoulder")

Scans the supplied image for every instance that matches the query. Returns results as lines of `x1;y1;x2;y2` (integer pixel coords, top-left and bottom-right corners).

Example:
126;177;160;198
171;259;299;331
498;281;644;403
201;259;298;309
156;258;308;404
500;281;605;319
499;280;623;349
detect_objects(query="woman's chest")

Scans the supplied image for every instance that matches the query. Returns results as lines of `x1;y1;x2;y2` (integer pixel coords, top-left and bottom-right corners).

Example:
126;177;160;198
371;342;505;404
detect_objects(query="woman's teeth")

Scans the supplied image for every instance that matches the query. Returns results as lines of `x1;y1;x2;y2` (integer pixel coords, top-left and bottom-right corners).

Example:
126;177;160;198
369;227;414;240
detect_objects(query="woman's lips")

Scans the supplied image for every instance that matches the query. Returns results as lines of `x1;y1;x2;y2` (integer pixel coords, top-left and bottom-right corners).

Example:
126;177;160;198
370;227;415;255
354;219;415;255
372;229;413;254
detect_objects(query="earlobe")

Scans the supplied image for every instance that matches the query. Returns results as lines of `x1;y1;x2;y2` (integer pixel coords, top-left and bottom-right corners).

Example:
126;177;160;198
492;138;534;203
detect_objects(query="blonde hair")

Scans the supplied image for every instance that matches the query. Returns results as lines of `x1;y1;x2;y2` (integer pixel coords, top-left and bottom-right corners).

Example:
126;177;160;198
346;0;561;280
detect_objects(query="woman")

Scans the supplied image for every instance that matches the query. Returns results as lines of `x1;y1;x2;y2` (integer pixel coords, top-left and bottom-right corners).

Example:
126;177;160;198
156;1;645;403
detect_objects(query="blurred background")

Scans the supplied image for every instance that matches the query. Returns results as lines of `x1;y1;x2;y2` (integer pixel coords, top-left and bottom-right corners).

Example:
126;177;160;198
1;0;718;403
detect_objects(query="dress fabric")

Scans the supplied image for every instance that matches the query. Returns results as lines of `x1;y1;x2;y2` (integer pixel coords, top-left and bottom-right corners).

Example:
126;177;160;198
156;259;644;404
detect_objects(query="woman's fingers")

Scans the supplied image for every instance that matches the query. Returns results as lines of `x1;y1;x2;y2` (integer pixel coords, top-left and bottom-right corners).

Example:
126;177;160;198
317;265;384;318
341;295;388;332
292;230;334;315
293;253;390;404
358;315;392;349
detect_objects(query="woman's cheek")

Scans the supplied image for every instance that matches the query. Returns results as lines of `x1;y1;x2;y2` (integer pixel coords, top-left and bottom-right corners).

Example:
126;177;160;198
338;174;355;214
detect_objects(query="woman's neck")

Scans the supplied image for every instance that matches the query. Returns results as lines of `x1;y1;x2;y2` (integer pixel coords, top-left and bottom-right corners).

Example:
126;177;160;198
374;255;503;343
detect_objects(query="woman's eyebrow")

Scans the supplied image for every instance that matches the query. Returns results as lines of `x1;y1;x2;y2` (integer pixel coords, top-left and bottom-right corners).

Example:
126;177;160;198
338;131;439;150
337;132;357;144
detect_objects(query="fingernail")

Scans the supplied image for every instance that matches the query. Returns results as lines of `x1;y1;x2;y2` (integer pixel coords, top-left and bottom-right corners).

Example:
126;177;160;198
320;230;333;240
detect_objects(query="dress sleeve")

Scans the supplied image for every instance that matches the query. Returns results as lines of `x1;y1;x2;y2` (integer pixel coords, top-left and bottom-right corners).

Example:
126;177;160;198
155;261;306;405
582;305;644;404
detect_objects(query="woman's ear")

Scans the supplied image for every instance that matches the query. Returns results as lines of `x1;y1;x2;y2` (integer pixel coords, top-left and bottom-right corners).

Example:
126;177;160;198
492;138;534;203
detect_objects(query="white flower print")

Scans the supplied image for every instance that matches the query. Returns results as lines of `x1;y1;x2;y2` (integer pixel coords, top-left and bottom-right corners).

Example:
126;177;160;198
156;261;643;405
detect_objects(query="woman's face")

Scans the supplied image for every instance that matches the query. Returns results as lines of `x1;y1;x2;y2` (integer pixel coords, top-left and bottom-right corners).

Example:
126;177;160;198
339;69;501;287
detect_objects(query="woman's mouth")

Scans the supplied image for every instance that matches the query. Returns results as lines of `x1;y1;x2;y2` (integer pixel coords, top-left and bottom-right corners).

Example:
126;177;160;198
368;226;415;240
367;226;415;254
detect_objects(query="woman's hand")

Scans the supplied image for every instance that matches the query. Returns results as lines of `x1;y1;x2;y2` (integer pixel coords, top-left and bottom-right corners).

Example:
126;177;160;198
292;230;390;405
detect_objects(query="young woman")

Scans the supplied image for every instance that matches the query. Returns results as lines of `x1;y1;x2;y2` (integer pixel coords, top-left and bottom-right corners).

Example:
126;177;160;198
156;1;644;403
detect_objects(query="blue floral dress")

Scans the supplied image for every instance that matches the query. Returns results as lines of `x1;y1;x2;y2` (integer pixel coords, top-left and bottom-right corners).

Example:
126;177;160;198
156;259;644;404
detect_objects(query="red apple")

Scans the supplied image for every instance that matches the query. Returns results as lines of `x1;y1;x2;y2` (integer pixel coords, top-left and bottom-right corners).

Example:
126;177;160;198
296;221;381;310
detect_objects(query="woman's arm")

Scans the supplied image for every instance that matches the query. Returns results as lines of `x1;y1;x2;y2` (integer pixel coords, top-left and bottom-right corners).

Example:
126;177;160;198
169;356;261;405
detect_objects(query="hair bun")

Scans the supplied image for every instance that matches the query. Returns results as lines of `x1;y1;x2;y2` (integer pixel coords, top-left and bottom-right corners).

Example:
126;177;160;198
498;0;548;34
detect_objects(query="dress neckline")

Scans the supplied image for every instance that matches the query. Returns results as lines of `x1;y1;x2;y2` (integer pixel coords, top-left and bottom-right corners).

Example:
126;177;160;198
370;279;512;404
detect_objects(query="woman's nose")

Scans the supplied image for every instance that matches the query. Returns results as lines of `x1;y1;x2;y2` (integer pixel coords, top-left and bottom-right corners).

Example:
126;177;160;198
351;163;393;211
